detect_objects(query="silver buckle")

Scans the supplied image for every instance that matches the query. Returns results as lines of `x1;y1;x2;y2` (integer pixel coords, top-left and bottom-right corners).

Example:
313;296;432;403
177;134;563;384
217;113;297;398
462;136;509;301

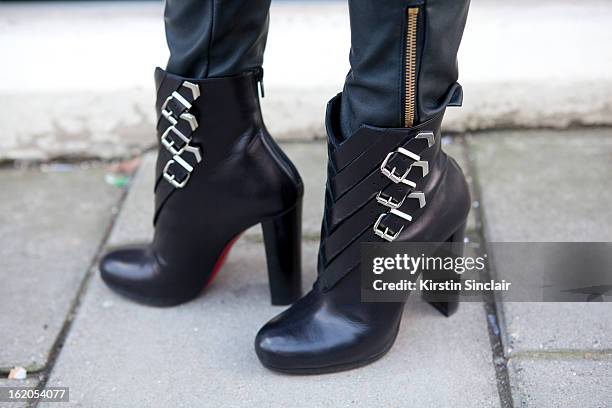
161;93;189;120
380;147;420;186
161;126;191;155
160;113;199;155
161;82;201;120
163;112;199;129
162;155;194;189
373;209;412;242
376;191;406;209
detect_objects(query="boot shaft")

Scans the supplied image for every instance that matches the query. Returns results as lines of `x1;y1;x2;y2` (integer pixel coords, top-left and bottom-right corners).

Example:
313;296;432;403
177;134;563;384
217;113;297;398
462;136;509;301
152;69;303;266
341;0;470;138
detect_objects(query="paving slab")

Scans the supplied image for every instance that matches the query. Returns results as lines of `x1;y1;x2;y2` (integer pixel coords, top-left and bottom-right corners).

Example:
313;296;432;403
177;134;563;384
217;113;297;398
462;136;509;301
0;165;123;373
468;129;612;405
3;0;612;160
468;129;612;243
508;356;612;408
42;144;499;407
42;240;498;408
468;129;612;353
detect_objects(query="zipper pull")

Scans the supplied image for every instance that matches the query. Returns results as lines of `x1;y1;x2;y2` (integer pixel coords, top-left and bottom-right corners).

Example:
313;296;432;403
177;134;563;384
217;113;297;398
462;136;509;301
255;67;265;98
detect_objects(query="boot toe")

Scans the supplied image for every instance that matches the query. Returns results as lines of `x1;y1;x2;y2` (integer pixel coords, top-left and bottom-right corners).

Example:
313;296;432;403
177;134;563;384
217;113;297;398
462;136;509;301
100;245;207;306
255;318;317;372
255;295;376;373
254;324;293;370
100;245;152;287
99;245;171;305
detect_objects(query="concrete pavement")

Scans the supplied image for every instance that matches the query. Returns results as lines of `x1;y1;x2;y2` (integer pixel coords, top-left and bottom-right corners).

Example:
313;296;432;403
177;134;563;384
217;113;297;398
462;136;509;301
37;143;500;408
2;129;611;406
0;165;123;373
467;130;612;407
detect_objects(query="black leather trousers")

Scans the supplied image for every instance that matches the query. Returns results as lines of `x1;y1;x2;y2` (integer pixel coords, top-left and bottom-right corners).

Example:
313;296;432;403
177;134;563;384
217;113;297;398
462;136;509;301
164;0;469;138
164;0;271;78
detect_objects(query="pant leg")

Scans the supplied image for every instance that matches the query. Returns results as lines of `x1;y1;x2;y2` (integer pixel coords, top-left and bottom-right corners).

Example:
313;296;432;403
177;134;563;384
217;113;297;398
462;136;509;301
164;0;272;78
340;0;470;139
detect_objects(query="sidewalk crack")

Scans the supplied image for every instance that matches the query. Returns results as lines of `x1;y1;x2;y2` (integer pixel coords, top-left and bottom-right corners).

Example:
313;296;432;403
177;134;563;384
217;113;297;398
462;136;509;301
460;134;515;408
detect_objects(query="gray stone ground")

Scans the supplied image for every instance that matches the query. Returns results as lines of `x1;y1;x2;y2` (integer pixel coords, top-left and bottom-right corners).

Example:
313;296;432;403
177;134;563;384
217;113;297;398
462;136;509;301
0;166;122;373
37;141;499;408
467;130;612;407
1;129;611;407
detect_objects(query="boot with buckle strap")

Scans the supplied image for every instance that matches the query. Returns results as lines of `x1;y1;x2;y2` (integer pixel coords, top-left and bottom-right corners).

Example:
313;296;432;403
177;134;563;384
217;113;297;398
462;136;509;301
255;0;471;373
99;68;304;307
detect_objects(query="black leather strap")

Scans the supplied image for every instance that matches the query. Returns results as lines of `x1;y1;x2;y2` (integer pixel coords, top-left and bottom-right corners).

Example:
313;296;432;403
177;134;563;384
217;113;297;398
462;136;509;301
318;103;445;291
152;76;203;223
327;135;430;226
329;128;378;172
321;138;433;264
151;69;262;227
330;136;401;199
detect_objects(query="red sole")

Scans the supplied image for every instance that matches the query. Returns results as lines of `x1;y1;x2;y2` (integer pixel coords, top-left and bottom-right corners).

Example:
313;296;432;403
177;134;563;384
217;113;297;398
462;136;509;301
203;233;242;289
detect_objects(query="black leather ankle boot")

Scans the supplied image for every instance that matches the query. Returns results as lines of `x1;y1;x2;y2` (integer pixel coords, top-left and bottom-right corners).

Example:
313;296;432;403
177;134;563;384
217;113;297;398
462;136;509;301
254;95;470;374
100;68;303;307
255;0;470;374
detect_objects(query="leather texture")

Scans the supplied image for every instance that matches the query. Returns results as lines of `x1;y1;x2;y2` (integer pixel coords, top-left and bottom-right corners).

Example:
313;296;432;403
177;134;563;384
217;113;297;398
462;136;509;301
163;0;468;140
255;95;471;373
164;0;271;78
340;0;470;138
100;69;303;306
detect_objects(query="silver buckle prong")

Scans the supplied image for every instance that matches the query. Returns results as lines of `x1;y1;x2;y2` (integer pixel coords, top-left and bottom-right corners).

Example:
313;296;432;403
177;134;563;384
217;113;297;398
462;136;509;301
376;191;406;209
373;209;412;242
163;111;178;125
162;160;187;189
162;153;198;189
161;126;191;155
380;147;421;186
160;82;201;120
160;95;175;120
373;213;403;242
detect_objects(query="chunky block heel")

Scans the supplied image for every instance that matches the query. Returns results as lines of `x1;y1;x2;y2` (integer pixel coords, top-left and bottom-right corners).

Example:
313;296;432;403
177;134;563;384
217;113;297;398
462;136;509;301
262;200;303;306
422;222;467;317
